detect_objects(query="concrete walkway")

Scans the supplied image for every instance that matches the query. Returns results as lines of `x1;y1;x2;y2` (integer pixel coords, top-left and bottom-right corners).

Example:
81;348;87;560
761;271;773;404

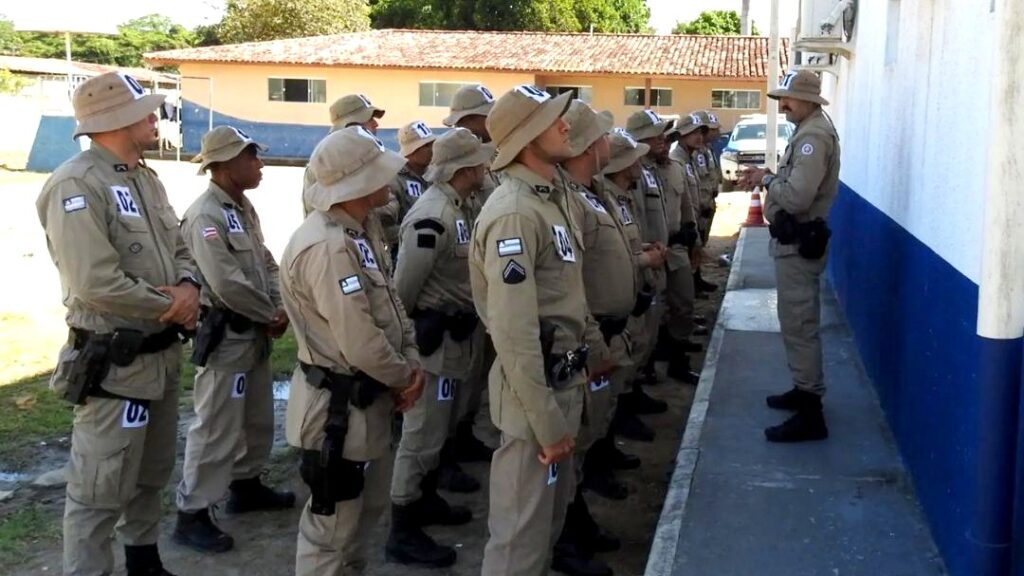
645;227;947;576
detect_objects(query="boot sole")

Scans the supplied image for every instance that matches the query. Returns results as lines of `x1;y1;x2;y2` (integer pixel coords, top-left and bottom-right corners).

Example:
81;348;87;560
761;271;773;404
172;532;234;554
385;548;457;568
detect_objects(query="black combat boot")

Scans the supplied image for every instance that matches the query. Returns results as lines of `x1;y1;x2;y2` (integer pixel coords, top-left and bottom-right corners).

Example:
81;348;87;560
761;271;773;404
385;503;457;568
764;392;829;443
568;487;621;553
226;476;296;513
419;470;472;526
454;419;494;462
694;268;717;293
667;354;700;385
612;404;655;442
591;433;641;470
618;388;668;415
766;387;804;411
172;508;234;553
125;544;176;576
581;465;629;501
437;440;481;493
551;540;613;576
638;358;659;386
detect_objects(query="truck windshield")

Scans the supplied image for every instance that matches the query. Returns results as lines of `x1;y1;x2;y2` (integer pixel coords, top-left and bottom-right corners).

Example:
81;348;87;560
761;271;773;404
733;124;792;140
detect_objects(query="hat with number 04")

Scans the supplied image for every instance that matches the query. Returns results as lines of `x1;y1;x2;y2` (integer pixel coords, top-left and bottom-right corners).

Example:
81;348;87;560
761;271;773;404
487;85;573;171
192;125;268;175
306;126;407;212
72;72;165;139
768;69;829;105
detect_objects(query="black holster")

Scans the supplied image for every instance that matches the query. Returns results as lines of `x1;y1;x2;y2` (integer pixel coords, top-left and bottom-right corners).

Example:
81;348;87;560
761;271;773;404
447;310;479;342
668;222;699;249
770;210;831;260
539;321;588;389
65;327;180;405
411;309;446;356
631;285;654;317
597;316;628;345
190;307;229;367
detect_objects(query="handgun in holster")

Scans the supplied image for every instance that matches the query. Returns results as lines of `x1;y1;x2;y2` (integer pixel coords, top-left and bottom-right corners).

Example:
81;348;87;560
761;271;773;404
631;284;655;317
539;321;589;389
65;335;112;405
411;308;447;356
190;307;229;367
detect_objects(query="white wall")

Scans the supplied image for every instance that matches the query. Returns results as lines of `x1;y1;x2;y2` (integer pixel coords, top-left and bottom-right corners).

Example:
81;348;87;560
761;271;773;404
829;0;997;284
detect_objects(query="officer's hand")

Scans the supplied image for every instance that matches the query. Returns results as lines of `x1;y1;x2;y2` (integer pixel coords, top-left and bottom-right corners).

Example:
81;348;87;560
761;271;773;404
157;283;200;329
538;436;575;465
394;368;425;413
738;167;767;190
641;244;666;268
267;309;289;338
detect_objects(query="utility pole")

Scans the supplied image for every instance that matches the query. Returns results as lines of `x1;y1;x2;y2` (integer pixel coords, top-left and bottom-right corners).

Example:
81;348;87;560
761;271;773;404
766;0;780;172
741;0;751;35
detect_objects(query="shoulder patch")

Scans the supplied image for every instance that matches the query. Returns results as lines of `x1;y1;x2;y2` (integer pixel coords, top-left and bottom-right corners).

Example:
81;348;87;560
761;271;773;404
63;195;86;213
801;143;815;155
412;219;446;234
497;237;523;257
502;259;526;284
417;233;437;249
339;275;362;295
202;227;219;240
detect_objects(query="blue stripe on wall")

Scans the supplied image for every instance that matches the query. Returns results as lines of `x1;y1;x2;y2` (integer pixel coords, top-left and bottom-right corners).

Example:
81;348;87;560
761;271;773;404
180;100;426;158
828;182;1021;576
26;116;80;173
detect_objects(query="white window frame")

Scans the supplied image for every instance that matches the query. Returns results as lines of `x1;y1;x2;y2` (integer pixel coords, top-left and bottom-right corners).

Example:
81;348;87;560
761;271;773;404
710;89;762;110
267;77;327;103
545;84;594;104
418;81;478;107
624;86;673;107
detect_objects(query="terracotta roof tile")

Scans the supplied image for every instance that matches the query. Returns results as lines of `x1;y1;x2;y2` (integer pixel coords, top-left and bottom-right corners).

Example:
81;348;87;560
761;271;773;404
146;29;789;79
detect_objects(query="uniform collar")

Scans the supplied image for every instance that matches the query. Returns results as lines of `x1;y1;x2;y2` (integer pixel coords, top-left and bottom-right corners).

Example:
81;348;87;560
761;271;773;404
89;142;139;174
433;181;465;209
597;176;627;198
504;162;557;199
400;165;428;185
795;108;825;132
325;206;366;236
208;181;248;211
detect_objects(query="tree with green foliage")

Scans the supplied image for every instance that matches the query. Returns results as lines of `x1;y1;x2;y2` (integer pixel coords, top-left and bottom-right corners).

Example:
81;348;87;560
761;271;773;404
673;10;758;35
219;0;370;43
0;15;20;54
369;0;650;33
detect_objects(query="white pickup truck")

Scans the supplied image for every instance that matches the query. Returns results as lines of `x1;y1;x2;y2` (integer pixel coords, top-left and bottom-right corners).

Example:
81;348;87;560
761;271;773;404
718;114;795;185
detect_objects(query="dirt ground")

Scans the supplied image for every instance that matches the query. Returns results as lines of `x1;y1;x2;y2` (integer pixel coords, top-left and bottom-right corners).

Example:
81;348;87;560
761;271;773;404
0;165;751;574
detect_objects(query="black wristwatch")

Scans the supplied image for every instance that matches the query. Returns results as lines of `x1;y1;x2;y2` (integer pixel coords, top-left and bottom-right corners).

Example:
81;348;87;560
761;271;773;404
179;275;202;290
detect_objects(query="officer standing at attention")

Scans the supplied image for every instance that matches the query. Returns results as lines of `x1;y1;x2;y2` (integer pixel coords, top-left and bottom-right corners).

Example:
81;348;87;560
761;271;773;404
173;126;294;554
690;110;720;295
281;126;425;575
738;70;841;443
385;127;495;568
443;84;501;205
382;121;436;260
302;94;386;216
471;85;597;576
36;71;199;576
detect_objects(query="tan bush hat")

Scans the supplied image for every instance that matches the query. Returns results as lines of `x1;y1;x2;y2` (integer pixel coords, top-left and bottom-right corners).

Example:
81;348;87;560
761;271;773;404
704;111;721;130
487;85;573;171
603;128;651;175
192;125;267;174
670;112;704;138
72;72;165;139
443;84;496;127
329;94;385;130
768;70;829;105
424;127;496;184
563;100;614;157
398;121;437;157
306;126;406;212
626;109;671;141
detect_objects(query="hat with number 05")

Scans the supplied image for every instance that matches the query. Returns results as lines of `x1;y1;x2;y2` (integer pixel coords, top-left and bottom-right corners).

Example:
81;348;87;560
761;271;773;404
306;126;407;212
72;72;165;139
767;69;829;106
487;85;573;171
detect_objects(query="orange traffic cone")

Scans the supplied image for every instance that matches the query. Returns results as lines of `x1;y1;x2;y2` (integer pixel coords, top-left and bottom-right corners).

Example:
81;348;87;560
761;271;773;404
742;187;767;227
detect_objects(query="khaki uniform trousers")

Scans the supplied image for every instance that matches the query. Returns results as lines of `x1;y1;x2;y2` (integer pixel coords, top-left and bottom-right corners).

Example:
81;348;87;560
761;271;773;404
482;435;576;576
664;249;696;342
462;329;499;448
295;451;394;576
176;355;274;511
775;253;828;396
638;294;667;369
63;363;180;576
698;207;716;245
390;371;462;504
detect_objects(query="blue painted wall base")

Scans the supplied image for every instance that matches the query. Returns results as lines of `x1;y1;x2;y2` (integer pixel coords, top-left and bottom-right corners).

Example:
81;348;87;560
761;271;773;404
26;116;80;173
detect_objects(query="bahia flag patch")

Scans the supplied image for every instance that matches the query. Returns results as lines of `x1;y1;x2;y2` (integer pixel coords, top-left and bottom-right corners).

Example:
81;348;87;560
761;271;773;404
202;227;219;240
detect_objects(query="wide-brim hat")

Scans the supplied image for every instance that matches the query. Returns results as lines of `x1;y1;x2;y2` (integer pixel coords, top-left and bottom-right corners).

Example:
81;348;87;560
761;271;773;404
768;69;829;105
669;113;704;138
626;109;671;142
443;85;497;127
72;72;165;139
330;94;386;131
398;121;437;157
192;125;268;174
306;126;406;212
424;127;496;183
488;86;573;171
603;128;650;175
564;100;614;157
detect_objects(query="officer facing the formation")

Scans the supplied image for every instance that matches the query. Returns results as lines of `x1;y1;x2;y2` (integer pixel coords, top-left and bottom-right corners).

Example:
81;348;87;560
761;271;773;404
282;126;425;576
173;126;294;554
36;71;199;576
443;84;502;204
302;94;386;216
385;127;495;568
470;85;598;576
738;69;841;443
552;101;627;576
380;121;436;259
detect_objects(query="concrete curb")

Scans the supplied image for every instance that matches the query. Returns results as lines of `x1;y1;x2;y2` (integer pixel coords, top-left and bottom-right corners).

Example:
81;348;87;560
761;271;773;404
643;227;750;576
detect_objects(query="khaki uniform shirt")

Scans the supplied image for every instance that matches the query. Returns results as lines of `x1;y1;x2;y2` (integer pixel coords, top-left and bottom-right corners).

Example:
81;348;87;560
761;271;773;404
281;208;419;459
469;163;598;447
394;182;476;378
692;147;718;210
36;143;195;400
655;159;702;265
594;177;645;289
634;159;669;291
301;165;316;217
467;169;501;218
181;183;280;371
764;109;841;257
381;167;429;250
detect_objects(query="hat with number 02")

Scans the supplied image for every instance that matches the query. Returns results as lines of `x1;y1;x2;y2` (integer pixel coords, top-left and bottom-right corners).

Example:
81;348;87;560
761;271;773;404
72;72;165;139
306;126;407;211
487;85;573;171
768;69;829;105
192;125;268;175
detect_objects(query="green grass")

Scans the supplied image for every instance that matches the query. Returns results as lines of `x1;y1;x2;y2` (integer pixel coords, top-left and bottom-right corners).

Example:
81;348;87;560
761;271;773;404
0;505;60;564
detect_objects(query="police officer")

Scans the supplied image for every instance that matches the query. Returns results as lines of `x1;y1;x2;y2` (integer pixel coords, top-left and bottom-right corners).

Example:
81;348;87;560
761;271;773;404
173;126;294;553
738;70;841;443
36;71;199;576
471;85;601;576
550;101;627;576
689;110;720;295
381;120;436;258
282;126;425;575
301;94;386;216
443;84;501;204
385;128;494;567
